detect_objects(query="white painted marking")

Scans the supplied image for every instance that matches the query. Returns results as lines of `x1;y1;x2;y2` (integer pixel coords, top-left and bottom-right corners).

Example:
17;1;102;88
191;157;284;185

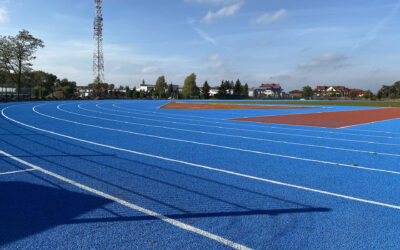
88;104;400;147
0;168;36;175
338;117;400;129
57;104;400;157
2;106;400;211
111;103;400;139
0;149;251;249
342;128;400;135
33;104;400;175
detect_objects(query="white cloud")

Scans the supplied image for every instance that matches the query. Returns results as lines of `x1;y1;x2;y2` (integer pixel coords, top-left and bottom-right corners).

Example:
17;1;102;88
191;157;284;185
141;66;159;74
208;54;220;61
202;2;242;23
0;7;8;23
212;61;222;69
298;53;348;70
207;53;222;69
252;9;287;25
194;28;216;45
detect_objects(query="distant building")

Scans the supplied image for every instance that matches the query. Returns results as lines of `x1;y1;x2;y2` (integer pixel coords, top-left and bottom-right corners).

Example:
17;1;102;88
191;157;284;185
77;86;94;98
289;90;303;98
255;83;282;98
170;84;180;92
314;86;329;97
315;85;350;97
349;89;365;97
139;83;155;92
248;87;256;97
209;87;218;97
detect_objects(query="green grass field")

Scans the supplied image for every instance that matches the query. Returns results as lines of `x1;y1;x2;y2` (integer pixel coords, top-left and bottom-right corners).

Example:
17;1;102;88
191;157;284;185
198;100;400;108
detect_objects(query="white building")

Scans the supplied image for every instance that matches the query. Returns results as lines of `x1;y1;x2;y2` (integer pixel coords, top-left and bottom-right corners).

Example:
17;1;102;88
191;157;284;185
139;83;155;92
209;87;218;97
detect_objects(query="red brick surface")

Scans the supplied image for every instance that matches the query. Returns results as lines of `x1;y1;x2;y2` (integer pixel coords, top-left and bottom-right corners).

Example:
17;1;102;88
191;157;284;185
230;108;400;128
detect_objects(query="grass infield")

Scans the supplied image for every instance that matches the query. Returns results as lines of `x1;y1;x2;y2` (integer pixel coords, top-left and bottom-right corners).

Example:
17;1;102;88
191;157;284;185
194;100;400;107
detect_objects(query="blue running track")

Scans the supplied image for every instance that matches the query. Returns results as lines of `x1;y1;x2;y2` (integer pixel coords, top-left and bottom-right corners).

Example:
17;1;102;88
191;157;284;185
1;100;400;249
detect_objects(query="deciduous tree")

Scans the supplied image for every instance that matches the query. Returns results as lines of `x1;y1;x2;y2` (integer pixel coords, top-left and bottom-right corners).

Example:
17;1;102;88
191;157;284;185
302;85;313;99
182;73;199;99
0;30;44;99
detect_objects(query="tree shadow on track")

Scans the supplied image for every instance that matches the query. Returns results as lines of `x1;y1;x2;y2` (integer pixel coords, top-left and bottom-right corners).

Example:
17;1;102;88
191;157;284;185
69;207;331;224
0;181;111;247
0;119;333;227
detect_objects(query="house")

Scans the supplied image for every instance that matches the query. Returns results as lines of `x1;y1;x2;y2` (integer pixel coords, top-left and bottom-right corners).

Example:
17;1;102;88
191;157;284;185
255;83;282;98
170;84;180;92
314;86;329;97
327;86;349;97
289;90;303;98
77;86;94;98
248;87;256;97
315;85;349;97
139;83;155;92
209;87;218;97
349;89;365;97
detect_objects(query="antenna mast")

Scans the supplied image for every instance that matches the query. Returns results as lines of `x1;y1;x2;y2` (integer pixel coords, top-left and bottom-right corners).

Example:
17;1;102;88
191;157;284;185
93;0;104;84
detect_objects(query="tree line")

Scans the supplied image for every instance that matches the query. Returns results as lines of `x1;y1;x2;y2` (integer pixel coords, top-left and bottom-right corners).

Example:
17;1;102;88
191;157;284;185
0;30;77;101
299;85;394;100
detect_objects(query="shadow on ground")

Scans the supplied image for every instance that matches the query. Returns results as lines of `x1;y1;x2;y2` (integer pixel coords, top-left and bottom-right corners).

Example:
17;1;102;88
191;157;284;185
0;181;111;246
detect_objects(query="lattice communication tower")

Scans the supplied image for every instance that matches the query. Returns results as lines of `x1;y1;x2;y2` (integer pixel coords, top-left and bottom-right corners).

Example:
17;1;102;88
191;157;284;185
93;0;104;84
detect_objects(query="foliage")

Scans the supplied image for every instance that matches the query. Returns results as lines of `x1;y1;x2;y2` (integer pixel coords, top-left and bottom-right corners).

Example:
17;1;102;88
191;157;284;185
155;76;167;97
233;79;242;96
363;90;373;99
56;78;76;98
349;90;358;99
182;73;199;98
201;81;211;99
0;30;44;96
302;85;313;99
242;83;249;97
167;83;174;98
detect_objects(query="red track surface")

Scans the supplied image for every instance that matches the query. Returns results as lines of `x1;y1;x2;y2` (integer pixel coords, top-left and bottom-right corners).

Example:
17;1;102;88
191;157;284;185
160;102;318;110
230;108;400;128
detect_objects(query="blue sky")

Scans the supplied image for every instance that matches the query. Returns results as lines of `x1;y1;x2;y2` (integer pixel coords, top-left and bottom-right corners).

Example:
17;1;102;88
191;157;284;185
0;0;399;91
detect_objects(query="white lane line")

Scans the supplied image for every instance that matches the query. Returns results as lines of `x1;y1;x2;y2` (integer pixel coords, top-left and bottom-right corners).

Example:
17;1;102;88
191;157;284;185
0;168;36;175
341;127;400;135
89;104;400;147
338;117;400;129
0;150;250;249
57;104;400;157
110;103;400;139
3;106;400;211
34;104;400;175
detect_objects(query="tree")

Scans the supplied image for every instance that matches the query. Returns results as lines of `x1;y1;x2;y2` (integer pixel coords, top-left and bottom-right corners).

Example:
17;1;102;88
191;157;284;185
377;81;400;99
201;81;211;99
167;83;174;98
364;90;373;99
56;78;76;99
139;90;145;99
349;90;358;99
182;73;199;99
0;30;44;99
31;71;57;98
155;76;167;98
242;83;249;97
233;79;242;96
302;85;313;99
